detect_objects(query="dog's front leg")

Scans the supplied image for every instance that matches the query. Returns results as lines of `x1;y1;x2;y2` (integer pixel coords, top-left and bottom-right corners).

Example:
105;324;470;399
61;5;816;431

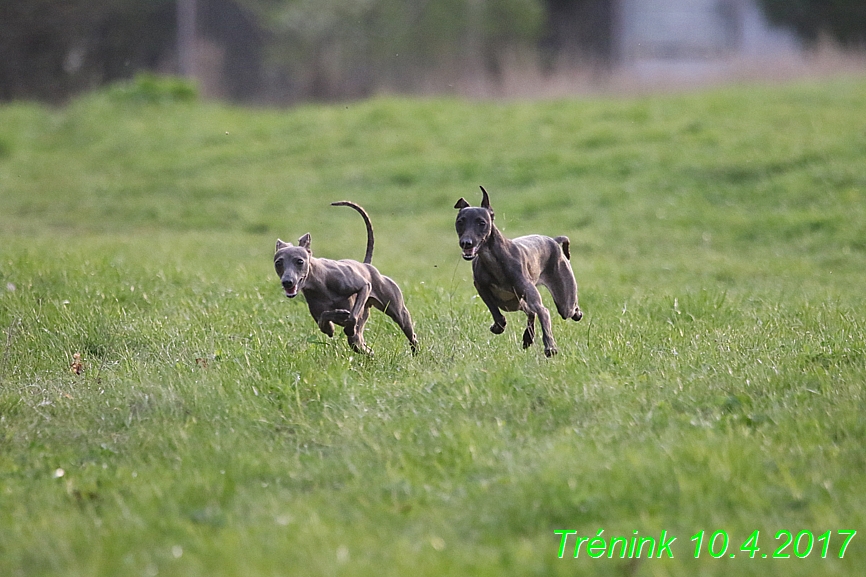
318;318;334;337
523;311;536;349
317;309;352;337
474;281;507;334
343;282;371;336
345;306;373;356
344;282;373;354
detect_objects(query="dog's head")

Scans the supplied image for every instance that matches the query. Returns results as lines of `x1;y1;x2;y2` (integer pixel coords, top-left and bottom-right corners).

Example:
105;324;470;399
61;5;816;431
454;185;494;261
274;233;312;298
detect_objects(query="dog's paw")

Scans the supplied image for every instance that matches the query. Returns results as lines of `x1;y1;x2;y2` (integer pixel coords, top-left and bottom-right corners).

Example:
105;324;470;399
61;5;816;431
332;309;352;324
490;318;506;334
544;346;558;357
318;320;335;337
522;328;534;348
349;337;374;356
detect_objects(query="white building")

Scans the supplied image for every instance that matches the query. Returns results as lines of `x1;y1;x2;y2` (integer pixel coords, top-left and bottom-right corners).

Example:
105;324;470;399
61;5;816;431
615;0;799;61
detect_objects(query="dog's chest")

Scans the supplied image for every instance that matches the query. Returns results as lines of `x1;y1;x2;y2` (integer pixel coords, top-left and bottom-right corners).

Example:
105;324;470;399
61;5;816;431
474;253;520;303
490;284;519;302
302;276;355;310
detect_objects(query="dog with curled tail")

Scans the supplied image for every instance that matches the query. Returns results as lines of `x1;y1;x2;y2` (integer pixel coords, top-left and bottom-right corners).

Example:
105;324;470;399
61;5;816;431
274;201;417;355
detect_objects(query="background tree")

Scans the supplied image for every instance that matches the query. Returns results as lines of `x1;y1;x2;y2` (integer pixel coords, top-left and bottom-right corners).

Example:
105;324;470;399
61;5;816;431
1;0;545;103
540;0;616;70
0;0;175;102
757;0;866;46
241;0;545;100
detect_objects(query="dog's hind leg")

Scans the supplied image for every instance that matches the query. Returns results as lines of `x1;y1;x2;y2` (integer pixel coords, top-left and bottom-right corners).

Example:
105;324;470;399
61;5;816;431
520;284;557;356
388;303;418;354
543;258;582;322
379;301;417;353
375;279;419;353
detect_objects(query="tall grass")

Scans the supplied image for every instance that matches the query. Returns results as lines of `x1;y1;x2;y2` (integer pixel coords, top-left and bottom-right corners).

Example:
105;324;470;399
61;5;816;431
0;77;864;576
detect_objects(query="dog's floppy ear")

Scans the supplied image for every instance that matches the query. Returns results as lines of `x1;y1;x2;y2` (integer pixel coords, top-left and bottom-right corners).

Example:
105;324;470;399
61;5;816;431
479;185;491;210
275;239;292;251
298;233;312;252
454;198;470;210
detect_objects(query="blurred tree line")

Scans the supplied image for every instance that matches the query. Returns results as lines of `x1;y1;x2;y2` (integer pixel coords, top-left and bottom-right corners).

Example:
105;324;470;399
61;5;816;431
0;0;176;102
1;0;549;103
757;0;866;47
243;0;547;100
1;0;863;104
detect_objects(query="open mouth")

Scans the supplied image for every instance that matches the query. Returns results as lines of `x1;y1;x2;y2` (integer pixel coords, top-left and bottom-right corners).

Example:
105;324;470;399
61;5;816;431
462;247;478;260
283;273;307;299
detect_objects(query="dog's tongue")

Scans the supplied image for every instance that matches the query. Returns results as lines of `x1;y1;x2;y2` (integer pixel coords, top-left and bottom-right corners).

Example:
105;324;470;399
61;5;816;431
462;247;477;260
285;286;299;298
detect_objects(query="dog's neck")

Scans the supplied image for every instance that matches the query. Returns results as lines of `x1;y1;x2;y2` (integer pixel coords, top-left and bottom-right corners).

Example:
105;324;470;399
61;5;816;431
298;256;324;293
475;224;516;275
480;223;511;254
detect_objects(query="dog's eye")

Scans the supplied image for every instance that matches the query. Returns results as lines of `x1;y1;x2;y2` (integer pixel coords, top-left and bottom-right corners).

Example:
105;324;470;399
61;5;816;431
294;258;304;266
476;218;486;226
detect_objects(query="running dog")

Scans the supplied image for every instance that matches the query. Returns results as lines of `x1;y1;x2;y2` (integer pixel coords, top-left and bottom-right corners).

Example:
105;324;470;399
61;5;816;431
275;201;417;355
454;186;582;356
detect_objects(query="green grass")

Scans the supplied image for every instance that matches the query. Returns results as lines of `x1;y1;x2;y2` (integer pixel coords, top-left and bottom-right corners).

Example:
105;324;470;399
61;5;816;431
1;76;865;576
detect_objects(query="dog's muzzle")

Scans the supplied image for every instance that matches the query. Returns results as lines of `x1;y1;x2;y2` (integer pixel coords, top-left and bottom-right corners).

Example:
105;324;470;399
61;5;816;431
282;280;299;298
282;270;308;298
460;240;479;260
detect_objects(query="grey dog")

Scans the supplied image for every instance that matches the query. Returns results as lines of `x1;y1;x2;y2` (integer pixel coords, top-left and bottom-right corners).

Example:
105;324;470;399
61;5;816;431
274;201;417;355
454;186;582;356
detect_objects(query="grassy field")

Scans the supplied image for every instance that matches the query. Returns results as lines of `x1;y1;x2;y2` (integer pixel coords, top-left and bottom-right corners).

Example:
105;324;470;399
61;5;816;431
1;76;865;576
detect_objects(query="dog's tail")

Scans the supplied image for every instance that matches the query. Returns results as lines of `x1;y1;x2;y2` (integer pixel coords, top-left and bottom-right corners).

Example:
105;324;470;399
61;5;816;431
331;201;374;264
554;236;571;260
